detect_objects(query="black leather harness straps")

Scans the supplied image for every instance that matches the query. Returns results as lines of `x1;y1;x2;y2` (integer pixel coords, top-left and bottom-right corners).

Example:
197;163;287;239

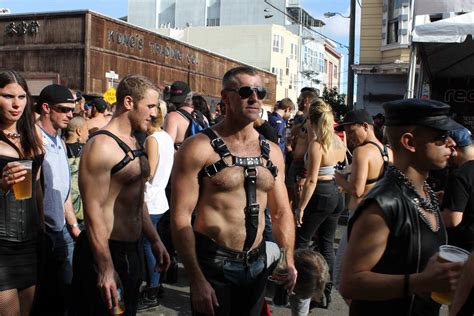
200;128;278;252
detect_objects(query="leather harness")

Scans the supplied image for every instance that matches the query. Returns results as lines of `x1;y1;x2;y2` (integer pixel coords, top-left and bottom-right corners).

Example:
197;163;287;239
90;130;146;175
199;128;278;251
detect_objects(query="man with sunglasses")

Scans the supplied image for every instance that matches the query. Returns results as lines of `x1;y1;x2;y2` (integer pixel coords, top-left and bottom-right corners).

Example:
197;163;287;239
171;66;297;316
33;84;79;315
340;99;465;316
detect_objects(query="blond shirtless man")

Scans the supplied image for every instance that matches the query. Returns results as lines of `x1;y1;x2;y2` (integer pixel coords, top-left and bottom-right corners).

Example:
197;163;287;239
171;67;297;316
70;75;170;316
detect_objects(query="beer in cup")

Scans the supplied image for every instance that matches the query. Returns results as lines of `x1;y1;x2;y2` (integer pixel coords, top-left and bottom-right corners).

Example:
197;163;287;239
12;160;33;200
431;245;470;305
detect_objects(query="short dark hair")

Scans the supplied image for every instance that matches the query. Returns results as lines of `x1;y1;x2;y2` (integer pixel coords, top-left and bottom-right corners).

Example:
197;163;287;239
299;90;319;103
116;74;159;108
276;98;295;111
222;66;259;89
384;125;415;152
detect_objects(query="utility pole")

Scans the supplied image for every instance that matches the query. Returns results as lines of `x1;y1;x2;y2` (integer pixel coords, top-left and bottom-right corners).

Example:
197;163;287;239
347;0;356;108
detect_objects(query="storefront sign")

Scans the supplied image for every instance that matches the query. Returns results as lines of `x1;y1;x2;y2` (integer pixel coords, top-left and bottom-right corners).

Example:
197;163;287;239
5;21;40;36
107;29;198;65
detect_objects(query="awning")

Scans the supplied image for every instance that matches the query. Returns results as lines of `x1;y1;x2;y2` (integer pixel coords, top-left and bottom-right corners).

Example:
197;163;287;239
411;12;474;78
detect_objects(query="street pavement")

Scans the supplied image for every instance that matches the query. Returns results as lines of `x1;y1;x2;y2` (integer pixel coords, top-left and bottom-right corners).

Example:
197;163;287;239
138;223;449;316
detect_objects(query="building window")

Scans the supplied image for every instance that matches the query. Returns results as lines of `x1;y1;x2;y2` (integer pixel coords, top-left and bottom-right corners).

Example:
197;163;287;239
206;18;220;26
324;59;327;73
318;53;325;73
387;0;401;44
290;43;297;60
273;35;284;53
279;69;283;85
285;88;289;98
334;65;338;79
286;57;290;76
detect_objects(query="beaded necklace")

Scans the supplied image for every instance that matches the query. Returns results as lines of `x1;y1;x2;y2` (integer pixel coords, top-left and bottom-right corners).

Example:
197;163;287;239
388;166;440;232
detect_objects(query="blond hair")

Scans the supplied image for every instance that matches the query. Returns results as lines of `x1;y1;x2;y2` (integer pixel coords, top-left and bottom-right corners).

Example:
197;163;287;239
147;99;167;134
308;100;335;153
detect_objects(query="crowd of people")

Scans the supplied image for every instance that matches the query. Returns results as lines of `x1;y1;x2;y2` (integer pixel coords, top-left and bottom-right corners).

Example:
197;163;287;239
0;66;473;316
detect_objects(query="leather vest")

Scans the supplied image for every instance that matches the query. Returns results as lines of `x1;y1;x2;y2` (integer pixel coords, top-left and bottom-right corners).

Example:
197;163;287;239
348;171;446;316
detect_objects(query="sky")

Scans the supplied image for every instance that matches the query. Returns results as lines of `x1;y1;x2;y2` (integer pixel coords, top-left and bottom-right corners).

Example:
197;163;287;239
0;0;361;90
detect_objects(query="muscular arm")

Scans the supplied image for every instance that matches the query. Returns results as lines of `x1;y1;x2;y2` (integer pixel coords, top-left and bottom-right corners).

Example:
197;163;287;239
267;142;297;289
341;202;464;300
297;140;322;225
170;136;218;314
335;146;369;198
145;136;159;181
79;137;117;309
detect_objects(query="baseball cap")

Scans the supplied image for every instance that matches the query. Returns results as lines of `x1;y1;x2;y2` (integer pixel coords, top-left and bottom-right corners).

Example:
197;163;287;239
383;99;463;131
36;84;76;113
169;81;190;104
450;127;472;147
336;109;374;131
91;98;108;112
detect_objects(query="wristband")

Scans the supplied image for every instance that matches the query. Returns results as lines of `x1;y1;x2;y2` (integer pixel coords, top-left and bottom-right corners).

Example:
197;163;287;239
69;223;79;228
403;273;410;297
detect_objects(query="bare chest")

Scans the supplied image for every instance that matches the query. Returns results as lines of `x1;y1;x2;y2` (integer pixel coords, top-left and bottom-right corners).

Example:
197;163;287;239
112;154;149;186
206;165;275;192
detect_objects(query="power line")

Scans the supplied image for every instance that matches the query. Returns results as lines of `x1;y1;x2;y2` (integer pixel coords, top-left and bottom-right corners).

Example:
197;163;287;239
263;0;349;50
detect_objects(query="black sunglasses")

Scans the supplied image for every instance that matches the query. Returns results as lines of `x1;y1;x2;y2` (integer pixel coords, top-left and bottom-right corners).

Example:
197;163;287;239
226;86;267;100
433;131;450;146
50;104;74;113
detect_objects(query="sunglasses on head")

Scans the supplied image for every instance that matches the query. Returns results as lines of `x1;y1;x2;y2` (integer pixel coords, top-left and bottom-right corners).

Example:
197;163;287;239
225;86;267;100
50;104;74;113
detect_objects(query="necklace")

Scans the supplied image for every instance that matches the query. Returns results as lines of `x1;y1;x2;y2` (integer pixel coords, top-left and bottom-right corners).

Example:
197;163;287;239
388;166;440;232
2;130;21;140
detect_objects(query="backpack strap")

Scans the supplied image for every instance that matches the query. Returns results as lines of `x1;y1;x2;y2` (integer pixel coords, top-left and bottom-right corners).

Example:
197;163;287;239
90;130;146;175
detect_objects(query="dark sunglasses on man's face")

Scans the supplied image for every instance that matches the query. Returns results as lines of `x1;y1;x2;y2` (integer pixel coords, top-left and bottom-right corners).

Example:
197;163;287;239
226;86;267;100
50;104;74;113
433;131;451;146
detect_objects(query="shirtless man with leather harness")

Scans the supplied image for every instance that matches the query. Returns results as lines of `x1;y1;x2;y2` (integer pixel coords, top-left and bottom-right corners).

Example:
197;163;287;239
71;75;170;316
171;67;297;316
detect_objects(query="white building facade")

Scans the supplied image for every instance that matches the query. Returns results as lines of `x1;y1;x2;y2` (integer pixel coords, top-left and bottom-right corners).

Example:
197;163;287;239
128;0;340;100
156;24;300;101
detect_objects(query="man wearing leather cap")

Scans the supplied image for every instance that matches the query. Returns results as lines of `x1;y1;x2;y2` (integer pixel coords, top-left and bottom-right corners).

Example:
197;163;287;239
341;99;465;316
171;66;297;315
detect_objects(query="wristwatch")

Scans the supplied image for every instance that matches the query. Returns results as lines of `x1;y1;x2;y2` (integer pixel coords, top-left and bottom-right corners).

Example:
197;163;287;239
69;223;79;228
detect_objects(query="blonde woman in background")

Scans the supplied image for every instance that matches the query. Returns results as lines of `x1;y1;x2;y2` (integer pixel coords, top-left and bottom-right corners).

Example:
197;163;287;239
293;100;346;312
138;99;174;310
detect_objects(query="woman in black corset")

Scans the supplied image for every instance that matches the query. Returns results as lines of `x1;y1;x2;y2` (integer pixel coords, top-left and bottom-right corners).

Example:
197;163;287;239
0;70;44;315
